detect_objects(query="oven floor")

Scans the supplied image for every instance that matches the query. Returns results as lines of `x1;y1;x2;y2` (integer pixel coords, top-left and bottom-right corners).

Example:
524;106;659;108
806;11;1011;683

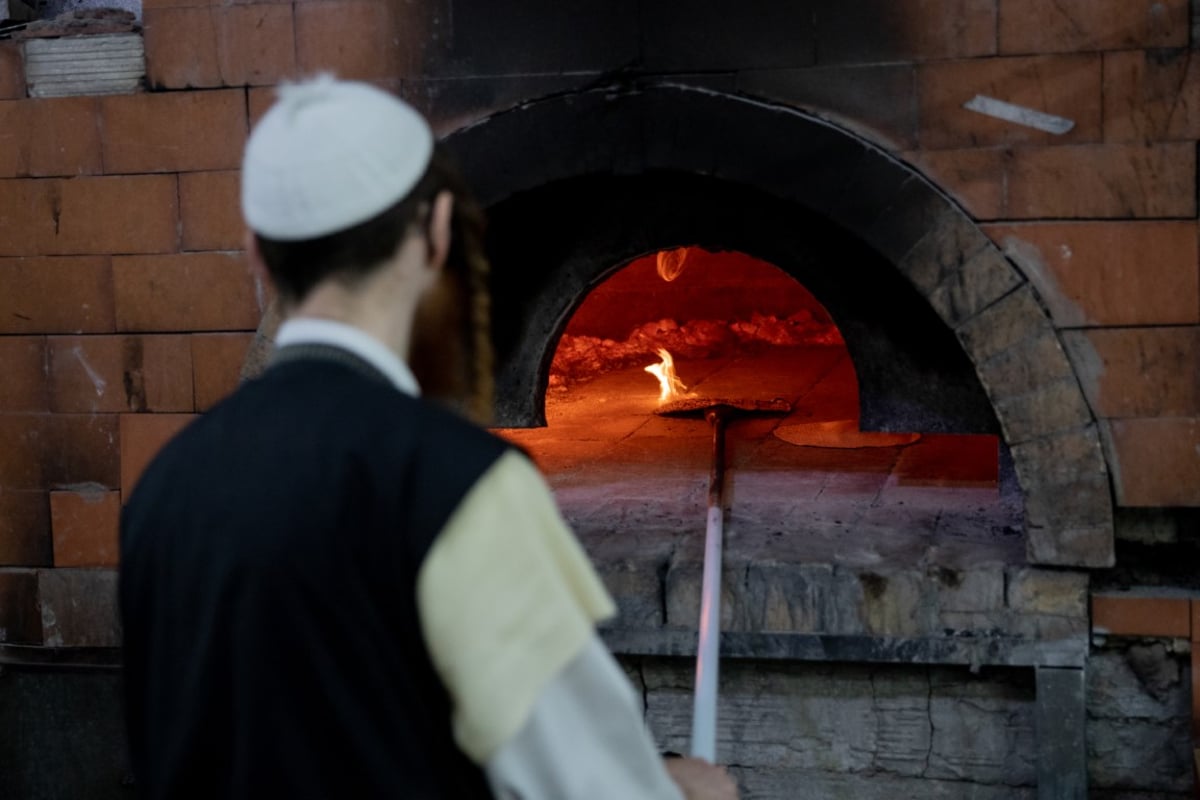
498;345;1024;573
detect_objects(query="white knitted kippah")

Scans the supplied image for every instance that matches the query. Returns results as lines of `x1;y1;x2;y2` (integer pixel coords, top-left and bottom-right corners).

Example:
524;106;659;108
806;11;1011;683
241;75;434;241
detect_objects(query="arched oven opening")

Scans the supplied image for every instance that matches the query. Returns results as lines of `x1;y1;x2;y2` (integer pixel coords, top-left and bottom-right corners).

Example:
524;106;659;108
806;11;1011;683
487;170;1005;438
450;84;1112;571
487;171;1025;634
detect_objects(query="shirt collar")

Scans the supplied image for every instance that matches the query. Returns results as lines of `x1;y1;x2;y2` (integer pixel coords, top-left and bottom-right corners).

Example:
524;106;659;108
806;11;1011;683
274;317;421;397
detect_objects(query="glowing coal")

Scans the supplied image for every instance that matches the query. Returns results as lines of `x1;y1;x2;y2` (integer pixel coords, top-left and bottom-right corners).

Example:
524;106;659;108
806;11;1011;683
549;312;842;390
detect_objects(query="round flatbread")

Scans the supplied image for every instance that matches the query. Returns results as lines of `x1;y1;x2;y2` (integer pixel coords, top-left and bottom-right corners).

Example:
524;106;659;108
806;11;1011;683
774;419;921;449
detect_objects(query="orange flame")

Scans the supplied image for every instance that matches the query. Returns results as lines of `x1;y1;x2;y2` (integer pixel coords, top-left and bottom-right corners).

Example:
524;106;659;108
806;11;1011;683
644;348;687;402
656;248;690;282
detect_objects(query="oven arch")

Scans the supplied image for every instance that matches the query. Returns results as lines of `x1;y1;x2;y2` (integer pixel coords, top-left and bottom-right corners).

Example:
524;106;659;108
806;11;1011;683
444;84;1113;568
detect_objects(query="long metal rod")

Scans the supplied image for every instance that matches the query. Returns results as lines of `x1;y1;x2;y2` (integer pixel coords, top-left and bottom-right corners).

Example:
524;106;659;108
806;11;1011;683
690;407;727;763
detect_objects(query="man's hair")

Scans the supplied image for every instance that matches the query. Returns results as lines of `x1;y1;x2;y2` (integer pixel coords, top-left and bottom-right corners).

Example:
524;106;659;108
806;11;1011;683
255;145;495;424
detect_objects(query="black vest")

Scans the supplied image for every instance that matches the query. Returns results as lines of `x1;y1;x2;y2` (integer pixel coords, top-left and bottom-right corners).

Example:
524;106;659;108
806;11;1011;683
120;348;508;799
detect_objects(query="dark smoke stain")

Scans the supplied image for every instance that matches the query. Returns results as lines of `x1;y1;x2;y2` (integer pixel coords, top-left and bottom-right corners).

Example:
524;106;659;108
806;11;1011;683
933;566;963;589
122;337;146;411
860;572;888;601
49;183;62;235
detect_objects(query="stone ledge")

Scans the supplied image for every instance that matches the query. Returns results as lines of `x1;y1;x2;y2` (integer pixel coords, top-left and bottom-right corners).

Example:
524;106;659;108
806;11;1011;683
602;628;1087;668
0;630;1088;673
584;515;1089;642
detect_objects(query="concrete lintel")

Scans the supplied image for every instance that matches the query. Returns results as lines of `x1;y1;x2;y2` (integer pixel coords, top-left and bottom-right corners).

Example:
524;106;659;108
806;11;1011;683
602;628;1087;668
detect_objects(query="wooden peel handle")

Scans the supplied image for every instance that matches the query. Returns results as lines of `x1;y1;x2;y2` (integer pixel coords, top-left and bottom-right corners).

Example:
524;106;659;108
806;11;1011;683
691;408;728;763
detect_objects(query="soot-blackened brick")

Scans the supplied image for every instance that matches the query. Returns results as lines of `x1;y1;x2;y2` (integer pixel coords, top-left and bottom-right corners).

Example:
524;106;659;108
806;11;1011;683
0;493;51;568
816;0;996;64
402;75;587;137
642;0;813;71
926;244;1024;328
38;568;119;647
992;378;1094;445
954;284;1051;364
426;0;637;76
0;569;41;641
896;206;992;296
846;162;958;268
901;148;1008;219
738;64;918;150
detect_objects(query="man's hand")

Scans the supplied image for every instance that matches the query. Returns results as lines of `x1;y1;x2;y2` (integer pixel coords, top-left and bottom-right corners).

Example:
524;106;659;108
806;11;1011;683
663;757;739;800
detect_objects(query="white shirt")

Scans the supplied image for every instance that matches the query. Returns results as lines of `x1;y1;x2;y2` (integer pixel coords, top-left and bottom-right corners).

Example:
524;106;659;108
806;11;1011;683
275;317;421;397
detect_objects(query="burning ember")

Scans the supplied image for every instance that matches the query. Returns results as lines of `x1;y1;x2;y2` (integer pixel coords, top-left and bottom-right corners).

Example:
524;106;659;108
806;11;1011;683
549;312;842;391
656;247;691;281
644;348;687;402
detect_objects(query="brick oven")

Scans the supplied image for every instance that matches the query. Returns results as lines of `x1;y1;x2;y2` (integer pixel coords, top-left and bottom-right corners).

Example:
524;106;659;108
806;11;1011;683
1;2;1198;798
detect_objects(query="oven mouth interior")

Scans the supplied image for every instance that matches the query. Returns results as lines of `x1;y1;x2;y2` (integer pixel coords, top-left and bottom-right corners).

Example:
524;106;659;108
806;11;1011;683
497;248;1023;576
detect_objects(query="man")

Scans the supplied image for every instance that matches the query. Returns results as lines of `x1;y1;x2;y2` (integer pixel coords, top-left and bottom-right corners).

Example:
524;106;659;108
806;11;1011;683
119;76;738;800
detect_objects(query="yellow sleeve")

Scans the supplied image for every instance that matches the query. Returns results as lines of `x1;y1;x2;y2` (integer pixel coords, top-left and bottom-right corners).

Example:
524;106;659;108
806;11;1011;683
416;449;616;763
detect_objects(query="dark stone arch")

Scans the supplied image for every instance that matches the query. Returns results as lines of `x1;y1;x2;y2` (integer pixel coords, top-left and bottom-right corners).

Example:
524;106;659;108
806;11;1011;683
443;84;1113;568
482;170;999;439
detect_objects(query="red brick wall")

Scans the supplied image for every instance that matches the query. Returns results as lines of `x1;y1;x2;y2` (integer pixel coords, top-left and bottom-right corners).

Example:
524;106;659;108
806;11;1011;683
899;4;1199;507
0;0;441;644
1;0;1198;645
783;1;1200;508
